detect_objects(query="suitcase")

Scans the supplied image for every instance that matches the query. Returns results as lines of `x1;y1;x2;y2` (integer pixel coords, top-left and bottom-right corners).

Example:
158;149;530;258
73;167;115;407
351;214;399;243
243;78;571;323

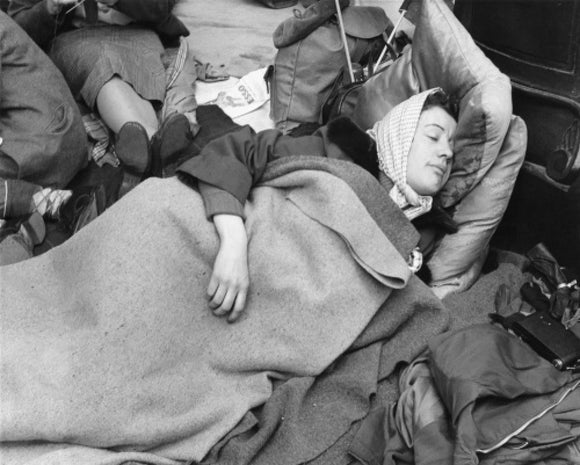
453;0;580;268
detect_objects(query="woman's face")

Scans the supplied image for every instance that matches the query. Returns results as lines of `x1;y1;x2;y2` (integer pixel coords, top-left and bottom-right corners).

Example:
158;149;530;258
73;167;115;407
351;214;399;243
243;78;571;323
406;106;457;196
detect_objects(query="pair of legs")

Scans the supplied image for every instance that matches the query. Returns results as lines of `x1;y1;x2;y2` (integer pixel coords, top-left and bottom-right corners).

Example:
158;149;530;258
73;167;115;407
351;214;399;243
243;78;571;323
98;76;193;179
97;76;159;140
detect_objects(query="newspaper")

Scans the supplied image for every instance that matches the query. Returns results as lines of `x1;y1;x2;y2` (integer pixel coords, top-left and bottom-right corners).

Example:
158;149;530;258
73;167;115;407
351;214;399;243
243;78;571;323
196;67;274;131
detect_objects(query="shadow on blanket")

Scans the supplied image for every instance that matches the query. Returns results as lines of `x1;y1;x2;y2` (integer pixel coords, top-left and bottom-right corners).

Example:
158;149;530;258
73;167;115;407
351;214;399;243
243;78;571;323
203;276;450;465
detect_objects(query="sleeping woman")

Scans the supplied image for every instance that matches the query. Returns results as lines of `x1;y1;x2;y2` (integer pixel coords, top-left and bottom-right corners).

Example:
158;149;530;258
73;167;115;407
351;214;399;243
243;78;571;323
0;88;457;463
177;87;457;320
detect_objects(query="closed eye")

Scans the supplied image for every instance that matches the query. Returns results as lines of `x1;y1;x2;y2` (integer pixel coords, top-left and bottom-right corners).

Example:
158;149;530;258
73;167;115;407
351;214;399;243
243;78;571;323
426;133;442;142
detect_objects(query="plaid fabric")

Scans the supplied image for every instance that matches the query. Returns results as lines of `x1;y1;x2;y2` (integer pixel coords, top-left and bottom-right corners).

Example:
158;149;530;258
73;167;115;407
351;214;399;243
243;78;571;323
82;113;120;167
368;89;438;220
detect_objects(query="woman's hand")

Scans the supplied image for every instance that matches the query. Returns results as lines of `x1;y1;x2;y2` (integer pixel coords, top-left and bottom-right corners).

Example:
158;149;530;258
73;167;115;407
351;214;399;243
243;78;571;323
208;214;249;323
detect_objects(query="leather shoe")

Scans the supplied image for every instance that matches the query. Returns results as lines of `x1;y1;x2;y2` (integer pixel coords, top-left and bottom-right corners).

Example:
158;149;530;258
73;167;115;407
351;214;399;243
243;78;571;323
114;122;152;179
150;113;194;177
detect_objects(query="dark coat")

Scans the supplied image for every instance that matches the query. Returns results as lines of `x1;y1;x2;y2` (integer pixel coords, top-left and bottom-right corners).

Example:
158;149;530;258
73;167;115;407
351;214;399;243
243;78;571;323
177;117;457;282
0;11;87;188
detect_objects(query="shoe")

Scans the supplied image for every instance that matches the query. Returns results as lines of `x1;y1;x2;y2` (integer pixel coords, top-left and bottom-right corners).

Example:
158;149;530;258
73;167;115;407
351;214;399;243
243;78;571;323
0;212;46;265
114;122;152;179
150;113;194;177
0;212;46;245
59;185;107;234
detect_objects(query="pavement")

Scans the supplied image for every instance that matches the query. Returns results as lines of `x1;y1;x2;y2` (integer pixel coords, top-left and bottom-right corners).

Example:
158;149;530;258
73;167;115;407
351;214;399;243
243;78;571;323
174;0;405;77
174;0;295;78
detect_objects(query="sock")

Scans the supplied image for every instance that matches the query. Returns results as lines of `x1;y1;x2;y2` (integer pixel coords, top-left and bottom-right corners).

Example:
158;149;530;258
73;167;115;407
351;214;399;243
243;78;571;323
32;188;72;220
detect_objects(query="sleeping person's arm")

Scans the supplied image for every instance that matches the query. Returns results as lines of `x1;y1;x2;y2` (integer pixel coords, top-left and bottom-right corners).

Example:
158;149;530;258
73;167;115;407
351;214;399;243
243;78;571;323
176;126;283;321
177;125;284;218
207;213;249;323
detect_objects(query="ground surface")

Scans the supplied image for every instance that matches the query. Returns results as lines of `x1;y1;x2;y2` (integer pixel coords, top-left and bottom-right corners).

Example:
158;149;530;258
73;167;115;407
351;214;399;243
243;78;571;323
174;0;404;77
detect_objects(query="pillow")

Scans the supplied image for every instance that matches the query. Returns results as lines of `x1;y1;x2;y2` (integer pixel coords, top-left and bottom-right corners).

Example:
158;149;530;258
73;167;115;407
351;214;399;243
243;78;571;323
352;0;512;208
429;116;527;296
350;0;526;293
412;0;512;208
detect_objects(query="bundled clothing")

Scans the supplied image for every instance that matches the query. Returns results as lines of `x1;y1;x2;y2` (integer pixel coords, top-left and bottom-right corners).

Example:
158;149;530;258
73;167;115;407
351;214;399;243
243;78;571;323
349;324;580;465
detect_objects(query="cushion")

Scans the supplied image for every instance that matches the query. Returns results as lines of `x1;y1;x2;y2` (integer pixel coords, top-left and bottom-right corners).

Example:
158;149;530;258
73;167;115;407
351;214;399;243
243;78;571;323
429;116;527;295
352;0;512;208
350;0;526;293
412;0;512;208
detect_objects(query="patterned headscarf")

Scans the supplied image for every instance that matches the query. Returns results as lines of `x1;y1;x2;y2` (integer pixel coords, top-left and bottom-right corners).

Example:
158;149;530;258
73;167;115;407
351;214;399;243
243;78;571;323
367;88;443;220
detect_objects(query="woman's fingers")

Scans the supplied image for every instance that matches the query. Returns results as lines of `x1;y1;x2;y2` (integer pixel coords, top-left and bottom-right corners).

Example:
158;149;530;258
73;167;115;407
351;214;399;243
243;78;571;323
207;275;219;301
216;289;237;316
208;283;227;310
207;277;248;321
227;289;247;323
207;214;250;322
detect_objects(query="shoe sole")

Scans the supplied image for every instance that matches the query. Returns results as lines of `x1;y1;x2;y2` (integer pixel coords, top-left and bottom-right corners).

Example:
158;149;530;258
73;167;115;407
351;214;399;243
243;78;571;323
114;122;151;178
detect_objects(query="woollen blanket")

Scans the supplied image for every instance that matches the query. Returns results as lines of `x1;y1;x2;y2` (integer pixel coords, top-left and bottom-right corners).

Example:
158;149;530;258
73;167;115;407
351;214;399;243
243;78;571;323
0;157;419;465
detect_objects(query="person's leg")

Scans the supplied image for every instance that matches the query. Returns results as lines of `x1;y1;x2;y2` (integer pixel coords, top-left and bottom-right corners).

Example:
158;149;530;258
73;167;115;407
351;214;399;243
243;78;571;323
96;76;159;139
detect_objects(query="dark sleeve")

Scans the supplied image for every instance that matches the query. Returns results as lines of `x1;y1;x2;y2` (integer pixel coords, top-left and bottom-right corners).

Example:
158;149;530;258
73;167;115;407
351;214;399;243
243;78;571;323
198;182;245;219
8;0;59;48
176;125;285;218
114;0;189;40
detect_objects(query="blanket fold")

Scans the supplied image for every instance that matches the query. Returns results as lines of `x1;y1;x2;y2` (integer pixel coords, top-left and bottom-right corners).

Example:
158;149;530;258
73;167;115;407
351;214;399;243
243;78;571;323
0;157;429;465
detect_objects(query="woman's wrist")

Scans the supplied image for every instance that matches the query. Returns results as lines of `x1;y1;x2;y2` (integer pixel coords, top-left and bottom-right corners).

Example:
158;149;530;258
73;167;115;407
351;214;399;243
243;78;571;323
213;214;247;247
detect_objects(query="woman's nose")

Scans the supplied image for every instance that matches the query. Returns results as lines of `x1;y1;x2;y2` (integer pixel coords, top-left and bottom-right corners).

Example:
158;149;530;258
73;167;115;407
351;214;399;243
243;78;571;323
439;138;454;160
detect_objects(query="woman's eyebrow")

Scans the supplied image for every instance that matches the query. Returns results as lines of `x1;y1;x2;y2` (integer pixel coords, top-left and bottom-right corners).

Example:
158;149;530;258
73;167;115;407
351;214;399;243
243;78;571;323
425;123;445;131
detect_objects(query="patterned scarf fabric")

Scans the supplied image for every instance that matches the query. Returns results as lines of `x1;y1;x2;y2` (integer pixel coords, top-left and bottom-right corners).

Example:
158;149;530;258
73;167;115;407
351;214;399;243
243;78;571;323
368;89;442;220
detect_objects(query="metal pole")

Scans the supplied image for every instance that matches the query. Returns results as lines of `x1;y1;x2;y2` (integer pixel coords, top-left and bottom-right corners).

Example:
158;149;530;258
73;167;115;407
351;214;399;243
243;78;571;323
373;11;406;74
334;0;355;83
